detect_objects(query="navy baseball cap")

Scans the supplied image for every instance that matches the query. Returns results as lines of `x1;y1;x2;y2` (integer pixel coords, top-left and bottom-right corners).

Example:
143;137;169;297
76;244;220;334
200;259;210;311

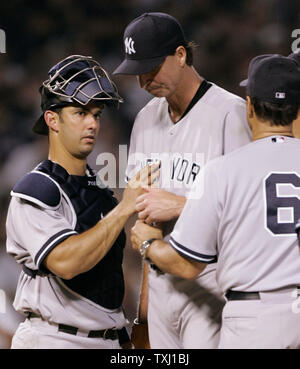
113;12;187;75
240;54;300;104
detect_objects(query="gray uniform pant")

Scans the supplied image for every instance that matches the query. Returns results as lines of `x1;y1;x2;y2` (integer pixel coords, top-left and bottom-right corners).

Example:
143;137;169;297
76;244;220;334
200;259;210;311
11;317;122;349
148;266;225;349
219;288;300;349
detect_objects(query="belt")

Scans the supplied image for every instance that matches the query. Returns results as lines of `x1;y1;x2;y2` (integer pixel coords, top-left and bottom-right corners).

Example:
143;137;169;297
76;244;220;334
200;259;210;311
226;287;300;301
225;290;260;301
150;263;164;275
58;323;118;339
27;312;127;341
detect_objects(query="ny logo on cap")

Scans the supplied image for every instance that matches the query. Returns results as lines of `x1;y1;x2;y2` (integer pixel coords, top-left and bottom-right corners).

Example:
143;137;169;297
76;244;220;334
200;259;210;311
124;37;136;55
275;92;286;99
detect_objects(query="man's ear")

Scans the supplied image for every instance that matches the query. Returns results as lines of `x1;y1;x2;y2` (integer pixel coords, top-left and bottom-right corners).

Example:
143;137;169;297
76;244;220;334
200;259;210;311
246;96;254;118
246;96;255;129
44;110;59;133
175;46;187;67
292;106;300;139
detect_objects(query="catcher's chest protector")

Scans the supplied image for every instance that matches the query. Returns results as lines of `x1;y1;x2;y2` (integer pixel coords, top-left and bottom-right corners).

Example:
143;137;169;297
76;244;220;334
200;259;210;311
37;160;126;309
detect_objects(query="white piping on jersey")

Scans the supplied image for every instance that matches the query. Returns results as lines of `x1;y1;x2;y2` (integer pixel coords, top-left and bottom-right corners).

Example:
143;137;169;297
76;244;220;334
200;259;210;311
10;191;61;211
35;230;77;269
169;238;216;263
32;170;77;229
10;170;63;210
31;170;63;203
32;161;43;171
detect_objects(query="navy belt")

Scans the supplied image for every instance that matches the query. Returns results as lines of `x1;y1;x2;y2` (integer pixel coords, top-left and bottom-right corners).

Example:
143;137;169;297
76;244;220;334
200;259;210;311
58;323;118;339
150;263;164;275
27;312;129;342
226;287;300;301
225;290;260;301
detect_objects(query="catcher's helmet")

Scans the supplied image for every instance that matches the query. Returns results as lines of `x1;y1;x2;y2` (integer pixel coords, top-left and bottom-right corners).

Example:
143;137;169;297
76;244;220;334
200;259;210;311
33;55;123;135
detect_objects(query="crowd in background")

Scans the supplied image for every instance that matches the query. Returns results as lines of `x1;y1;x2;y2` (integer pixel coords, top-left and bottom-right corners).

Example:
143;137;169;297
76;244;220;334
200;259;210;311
0;0;299;348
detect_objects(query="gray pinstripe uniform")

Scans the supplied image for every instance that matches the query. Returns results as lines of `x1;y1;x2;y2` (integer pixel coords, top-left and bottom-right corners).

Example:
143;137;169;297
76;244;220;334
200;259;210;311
6;161;128;349
171;136;300;349
126;82;251;348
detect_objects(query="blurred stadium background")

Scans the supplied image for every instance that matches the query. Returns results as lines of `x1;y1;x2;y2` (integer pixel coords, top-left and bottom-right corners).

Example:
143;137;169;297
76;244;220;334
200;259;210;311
0;0;299;348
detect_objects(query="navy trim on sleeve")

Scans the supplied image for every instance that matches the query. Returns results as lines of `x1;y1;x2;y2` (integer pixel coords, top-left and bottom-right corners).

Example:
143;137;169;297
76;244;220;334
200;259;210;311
35;229;77;270
169;236;217;264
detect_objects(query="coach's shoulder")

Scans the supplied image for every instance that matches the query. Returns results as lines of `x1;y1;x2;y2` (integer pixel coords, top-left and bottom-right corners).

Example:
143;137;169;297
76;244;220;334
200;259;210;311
207;83;246;109
11;171;61;210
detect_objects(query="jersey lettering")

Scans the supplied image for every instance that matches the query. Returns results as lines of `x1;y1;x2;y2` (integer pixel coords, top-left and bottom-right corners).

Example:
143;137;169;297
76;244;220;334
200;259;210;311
264;172;300;235
171;158;201;185
187;163;201;184
176;159;188;182
142;156;202;188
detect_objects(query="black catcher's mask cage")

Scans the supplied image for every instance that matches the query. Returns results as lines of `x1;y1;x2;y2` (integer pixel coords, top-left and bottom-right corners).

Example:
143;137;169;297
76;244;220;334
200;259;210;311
33;55;124;135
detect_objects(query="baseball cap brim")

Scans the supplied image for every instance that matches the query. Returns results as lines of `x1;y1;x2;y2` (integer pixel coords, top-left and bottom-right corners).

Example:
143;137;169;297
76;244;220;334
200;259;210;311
32;114;48;136
113;55;166;75
239;79;248;87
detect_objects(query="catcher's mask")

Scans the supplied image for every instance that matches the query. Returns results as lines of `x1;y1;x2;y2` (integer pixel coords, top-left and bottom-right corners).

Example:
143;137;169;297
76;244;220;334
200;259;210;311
33;55;123;135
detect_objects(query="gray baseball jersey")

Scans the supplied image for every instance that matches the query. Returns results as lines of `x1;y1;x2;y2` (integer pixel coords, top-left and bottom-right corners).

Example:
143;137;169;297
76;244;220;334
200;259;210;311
170;136;300;293
6;169;128;332
127;82;251;194
126;81;251;348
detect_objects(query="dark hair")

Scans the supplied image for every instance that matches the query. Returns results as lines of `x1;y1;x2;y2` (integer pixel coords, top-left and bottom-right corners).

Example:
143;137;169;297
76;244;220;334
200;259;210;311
172;41;197;66
43;107;63;136
51;107;63;114
249;96;299;126
185;41;197;66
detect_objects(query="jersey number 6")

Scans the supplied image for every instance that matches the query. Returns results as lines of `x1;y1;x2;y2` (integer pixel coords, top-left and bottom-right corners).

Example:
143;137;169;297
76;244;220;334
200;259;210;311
265;172;300;235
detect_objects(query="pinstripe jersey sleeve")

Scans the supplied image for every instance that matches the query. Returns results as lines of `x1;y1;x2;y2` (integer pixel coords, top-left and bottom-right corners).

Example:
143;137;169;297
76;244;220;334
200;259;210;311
169;158;222;264
6;196;77;272
125;111;144;183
